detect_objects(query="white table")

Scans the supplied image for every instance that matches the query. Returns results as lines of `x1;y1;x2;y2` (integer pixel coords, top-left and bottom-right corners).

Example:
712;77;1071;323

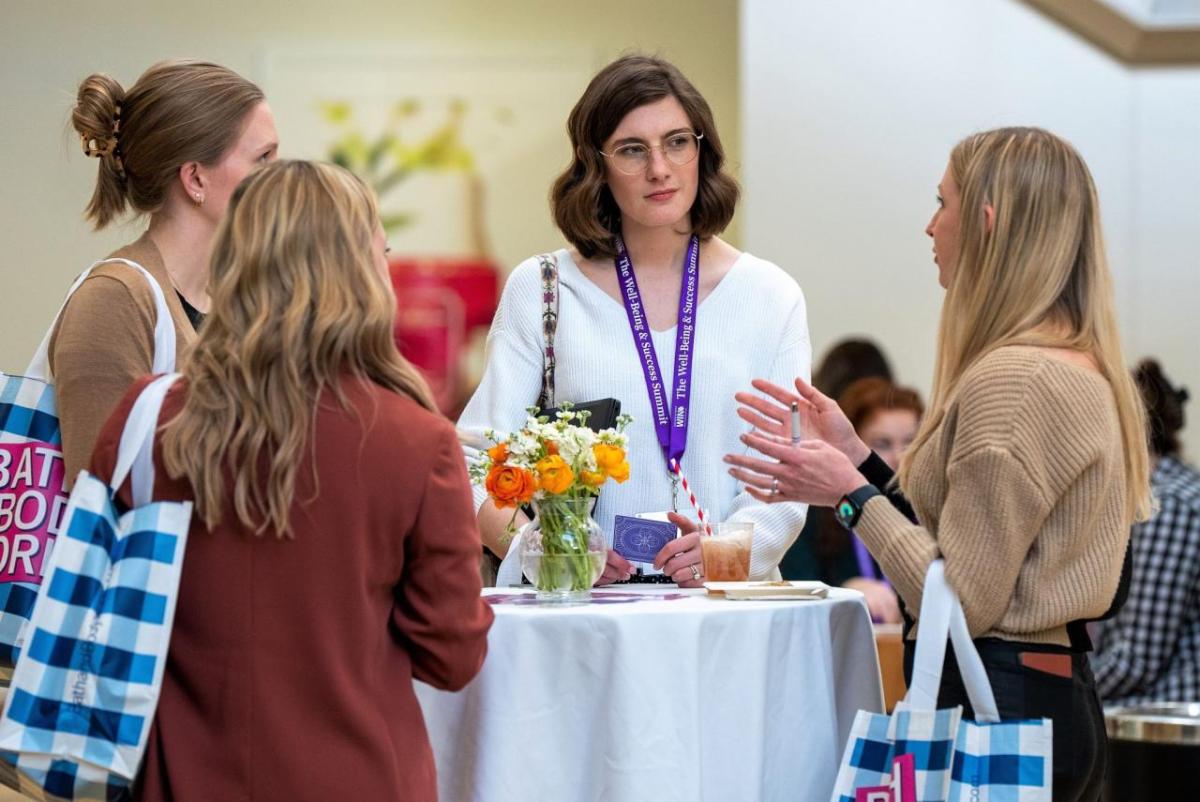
416;586;883;802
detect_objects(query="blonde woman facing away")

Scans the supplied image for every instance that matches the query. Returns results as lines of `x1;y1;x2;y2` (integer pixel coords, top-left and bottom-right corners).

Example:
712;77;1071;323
728;128;1150;801
53;60;278;483
89;161;493;802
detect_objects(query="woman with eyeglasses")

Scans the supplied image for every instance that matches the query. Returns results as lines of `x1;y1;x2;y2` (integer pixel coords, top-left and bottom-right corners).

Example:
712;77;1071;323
459;54;811;586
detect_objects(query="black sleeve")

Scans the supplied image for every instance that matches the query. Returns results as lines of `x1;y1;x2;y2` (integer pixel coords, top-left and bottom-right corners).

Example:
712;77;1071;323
858;451;918;525
856;450;920;637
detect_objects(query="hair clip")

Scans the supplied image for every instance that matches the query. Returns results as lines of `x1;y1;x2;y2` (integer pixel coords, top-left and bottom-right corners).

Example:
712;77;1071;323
81;133;118;158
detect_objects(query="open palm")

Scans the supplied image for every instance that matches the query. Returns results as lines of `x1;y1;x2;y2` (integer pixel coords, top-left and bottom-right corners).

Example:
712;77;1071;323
734;377;869;465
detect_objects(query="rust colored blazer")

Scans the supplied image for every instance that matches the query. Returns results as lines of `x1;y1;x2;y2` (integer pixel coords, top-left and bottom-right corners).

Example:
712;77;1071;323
91;375;493;802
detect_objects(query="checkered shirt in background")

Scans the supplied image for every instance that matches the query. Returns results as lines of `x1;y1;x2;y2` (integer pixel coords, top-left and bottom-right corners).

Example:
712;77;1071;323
1093;455;1200;706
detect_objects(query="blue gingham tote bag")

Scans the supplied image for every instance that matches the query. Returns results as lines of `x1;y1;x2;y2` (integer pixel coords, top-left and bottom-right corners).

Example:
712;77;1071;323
830;560;1053;802
0;259;175;680
0;373;189;801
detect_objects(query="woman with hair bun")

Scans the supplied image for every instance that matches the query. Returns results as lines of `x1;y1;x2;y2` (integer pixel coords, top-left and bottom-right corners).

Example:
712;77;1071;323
458;54;811;586
53;59;278;482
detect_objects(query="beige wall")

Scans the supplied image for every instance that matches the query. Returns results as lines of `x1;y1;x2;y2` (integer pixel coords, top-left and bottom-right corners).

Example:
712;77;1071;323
0;0;741;371
743;0;1200;460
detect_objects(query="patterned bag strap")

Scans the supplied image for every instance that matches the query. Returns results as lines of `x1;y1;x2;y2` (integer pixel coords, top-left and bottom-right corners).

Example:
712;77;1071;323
536;252;559;410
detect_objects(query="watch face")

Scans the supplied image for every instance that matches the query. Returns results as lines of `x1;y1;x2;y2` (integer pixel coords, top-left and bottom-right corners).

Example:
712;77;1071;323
837;499;856;524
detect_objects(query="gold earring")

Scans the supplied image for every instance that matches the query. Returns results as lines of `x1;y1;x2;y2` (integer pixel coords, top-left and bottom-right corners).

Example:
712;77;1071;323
193;193;204;207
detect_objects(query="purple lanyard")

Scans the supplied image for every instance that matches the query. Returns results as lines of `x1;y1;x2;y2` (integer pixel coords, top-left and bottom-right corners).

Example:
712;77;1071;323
614;235;699;479
852;534;890;587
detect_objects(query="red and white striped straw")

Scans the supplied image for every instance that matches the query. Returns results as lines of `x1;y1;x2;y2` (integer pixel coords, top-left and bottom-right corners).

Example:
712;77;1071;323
670;458;713;536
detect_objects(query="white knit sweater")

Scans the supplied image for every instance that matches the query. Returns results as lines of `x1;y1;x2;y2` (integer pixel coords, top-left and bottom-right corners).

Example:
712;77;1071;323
458;248;812;581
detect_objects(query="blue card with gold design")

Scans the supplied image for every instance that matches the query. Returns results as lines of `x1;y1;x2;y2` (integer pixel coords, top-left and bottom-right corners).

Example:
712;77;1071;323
613;515;678;563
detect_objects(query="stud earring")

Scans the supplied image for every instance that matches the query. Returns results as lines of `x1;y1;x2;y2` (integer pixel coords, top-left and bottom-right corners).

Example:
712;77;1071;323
193;193;204;207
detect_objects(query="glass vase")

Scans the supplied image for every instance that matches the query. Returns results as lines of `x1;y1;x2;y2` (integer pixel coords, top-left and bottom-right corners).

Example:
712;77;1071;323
518;495;606;603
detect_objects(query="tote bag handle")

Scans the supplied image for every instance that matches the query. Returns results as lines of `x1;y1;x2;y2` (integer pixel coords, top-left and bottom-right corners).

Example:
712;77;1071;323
903;559;1000;722
25;258;177;381
109;373;182;508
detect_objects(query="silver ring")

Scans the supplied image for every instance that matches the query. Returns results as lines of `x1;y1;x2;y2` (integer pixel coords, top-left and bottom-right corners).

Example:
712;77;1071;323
689;564;701;581
772;477;780;495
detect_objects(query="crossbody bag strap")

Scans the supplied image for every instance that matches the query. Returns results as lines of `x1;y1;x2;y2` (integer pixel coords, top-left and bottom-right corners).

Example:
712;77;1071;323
536;252;560;409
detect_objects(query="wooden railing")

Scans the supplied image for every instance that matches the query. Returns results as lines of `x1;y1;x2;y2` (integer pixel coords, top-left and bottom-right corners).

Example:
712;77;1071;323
1021;0;1200;64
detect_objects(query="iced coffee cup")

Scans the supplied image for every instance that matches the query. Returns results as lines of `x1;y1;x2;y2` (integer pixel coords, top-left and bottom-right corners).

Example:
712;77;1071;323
700;521;753;581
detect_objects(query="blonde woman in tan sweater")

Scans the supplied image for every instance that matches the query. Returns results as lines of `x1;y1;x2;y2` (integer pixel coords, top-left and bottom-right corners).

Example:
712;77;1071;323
727;127;1151;802
51;60;278;482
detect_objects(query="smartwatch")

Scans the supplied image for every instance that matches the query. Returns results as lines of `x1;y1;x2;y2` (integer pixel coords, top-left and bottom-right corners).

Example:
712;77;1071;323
834;484;882;530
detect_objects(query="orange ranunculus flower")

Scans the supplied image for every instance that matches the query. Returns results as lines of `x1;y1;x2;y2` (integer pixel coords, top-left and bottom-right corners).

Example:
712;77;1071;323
486;464;536;508
593;444;626;474
487;443;508;464
580;469;606;488
536;455;575;494
545;441;559;456
607;460;630;484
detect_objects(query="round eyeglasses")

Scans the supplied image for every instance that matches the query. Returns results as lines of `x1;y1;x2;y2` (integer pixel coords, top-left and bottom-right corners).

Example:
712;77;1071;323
598;132;704;175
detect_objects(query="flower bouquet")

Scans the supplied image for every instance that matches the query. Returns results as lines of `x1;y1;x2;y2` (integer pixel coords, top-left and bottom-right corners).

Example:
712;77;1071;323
471;405;631;600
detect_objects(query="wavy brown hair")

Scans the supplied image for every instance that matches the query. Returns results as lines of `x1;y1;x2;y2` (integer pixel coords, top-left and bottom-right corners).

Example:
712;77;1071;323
900;127;1151;523
161;160;436;536
551;54;739;259
71;59;263;229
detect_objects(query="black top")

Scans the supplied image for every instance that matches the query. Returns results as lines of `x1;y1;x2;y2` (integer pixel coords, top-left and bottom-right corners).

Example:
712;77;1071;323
176;290;206;331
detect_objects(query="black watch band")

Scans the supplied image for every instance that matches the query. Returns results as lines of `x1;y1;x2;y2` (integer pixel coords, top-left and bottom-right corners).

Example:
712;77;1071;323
834;484;882;530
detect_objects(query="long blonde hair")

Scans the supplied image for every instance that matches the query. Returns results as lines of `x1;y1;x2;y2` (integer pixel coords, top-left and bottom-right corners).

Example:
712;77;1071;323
161;160;437;536
899;127;1151;523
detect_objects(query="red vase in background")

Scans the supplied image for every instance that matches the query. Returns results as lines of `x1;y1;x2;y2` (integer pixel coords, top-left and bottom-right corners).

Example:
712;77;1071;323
389;256;499;416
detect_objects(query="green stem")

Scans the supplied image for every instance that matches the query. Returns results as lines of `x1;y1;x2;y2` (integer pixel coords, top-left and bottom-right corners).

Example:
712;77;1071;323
535;495;595;592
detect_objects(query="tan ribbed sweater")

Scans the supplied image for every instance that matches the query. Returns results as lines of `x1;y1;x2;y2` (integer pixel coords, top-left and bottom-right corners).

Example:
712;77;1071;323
855;346;1129;646
47;232;196;485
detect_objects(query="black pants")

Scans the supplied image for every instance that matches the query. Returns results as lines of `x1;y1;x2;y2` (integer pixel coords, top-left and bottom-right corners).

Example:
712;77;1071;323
903;637;1106;802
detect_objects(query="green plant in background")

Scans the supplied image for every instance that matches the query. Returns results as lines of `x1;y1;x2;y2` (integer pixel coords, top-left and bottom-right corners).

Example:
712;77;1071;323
320;98;476;233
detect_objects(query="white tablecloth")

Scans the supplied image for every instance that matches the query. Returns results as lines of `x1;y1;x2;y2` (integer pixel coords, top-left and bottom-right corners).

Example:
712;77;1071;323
416;586;883;802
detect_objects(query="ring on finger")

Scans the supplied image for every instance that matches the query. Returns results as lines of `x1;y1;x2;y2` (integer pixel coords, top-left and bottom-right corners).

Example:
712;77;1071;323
772;476;780;495
689;564;701;581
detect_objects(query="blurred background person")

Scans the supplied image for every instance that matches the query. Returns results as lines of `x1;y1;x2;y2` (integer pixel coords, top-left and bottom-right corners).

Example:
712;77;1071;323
90;160;492;802
54;59;278;483
1093;358;1198;706
777;336;898;612
811;338;894;404
779;376;922;624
